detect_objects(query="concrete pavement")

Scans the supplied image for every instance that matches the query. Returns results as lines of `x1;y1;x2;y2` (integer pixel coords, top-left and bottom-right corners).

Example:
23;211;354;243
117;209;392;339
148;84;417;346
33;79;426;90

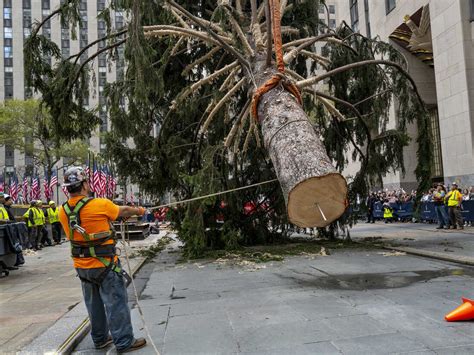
73;229;474;354
0;232;164;354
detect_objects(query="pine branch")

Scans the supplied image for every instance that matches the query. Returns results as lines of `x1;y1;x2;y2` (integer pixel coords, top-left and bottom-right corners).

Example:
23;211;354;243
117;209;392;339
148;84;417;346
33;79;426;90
68;38;127;94
296;50;330;69
200;78;247;134
297;59;423;104
265;0;272;66
182;46;221;75
222;7;254;56
68;28;128;65
219;68;240;91
171;37;186;56
224;100;251;148
143;25;232;46
166;0;251;71
30;0;76;38
175;61;240;104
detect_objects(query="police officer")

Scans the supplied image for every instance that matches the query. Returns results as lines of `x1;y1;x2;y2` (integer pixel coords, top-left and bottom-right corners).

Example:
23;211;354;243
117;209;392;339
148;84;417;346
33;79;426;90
58;167;147;352
47;201;62;244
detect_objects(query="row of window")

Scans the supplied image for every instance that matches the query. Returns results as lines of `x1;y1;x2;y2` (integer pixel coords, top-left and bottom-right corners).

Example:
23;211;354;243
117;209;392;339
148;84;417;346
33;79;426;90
4;0;14;100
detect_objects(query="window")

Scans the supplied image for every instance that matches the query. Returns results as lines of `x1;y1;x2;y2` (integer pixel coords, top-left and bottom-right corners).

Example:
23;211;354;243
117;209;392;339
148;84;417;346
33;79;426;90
23;0;31;9
98;0;106;11
3;18;12;27
4;46;12;58
4;27;12;38
329;5;335;14
364;0;371;38
23;9;32;28
4;0;12;8
428;108;443;178
319;4;325;13
329;19;336;29
470;0;474;22
4;8;12;19
4;58;13;67
350;0;359;32
5;146;15;166
385;0;396;15
4;38;11;46
42;0;50;10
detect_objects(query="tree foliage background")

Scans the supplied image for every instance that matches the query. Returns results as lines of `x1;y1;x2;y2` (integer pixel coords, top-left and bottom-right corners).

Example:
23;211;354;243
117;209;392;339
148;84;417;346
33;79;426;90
25;0;432;257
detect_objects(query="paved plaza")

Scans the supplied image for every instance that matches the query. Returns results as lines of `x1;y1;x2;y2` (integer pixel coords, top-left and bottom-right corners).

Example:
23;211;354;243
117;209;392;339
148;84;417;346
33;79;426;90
2;223;474;354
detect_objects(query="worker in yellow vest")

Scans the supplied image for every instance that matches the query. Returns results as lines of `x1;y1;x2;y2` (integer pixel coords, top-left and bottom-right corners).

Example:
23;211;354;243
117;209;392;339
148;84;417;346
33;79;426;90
47;201;62;244
445;183;463;230
0;192;9;222
36;200;52;247
383;200;394;223
23;201;41;250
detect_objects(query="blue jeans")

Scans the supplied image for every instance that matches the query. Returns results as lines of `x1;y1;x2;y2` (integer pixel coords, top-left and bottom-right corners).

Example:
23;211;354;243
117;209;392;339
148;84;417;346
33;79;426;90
435;204;449;227
77;266;134;350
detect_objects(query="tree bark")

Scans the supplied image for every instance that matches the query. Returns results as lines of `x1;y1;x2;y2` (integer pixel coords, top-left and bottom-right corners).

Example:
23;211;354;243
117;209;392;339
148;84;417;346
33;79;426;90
255;64;347;227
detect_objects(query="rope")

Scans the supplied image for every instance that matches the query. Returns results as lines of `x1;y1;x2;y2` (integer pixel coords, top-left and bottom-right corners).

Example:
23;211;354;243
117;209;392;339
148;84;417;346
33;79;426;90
148;179;278;211
251;0;302;122
120;221;161;355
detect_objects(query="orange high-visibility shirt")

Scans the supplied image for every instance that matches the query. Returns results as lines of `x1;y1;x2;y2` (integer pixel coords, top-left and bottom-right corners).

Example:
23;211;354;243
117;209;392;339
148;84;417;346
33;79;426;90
59;195;120;269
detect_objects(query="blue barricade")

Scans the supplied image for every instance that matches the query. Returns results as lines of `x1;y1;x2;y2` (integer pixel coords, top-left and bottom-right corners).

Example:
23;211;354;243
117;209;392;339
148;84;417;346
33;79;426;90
371;200;474;222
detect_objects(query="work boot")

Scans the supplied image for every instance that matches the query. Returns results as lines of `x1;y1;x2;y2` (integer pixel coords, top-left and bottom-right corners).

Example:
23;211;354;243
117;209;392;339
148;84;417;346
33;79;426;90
95;335;113;349
118;338;147;353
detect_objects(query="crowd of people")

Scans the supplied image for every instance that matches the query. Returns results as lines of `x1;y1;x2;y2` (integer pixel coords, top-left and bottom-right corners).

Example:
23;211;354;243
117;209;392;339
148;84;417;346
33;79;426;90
366;182;472;230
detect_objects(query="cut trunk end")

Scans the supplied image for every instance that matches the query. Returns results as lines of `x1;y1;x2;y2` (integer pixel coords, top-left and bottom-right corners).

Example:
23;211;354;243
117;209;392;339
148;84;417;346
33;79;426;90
288;173;347;227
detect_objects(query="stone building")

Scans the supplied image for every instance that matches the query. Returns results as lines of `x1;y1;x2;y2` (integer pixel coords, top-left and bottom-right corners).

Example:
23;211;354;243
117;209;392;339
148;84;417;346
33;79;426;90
0;0;127;203
336;0;474;190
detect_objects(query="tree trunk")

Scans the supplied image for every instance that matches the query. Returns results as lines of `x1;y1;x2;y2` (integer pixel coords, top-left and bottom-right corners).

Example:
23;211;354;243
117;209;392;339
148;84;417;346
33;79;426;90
255;66;347;228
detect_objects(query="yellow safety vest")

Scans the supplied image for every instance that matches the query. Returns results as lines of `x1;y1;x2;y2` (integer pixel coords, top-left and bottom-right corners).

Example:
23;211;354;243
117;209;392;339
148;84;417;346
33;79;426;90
48;207;60;223
37;208;46;226
0;206;8;220
23;208;39;227
383;207;393;218
447;190;461;207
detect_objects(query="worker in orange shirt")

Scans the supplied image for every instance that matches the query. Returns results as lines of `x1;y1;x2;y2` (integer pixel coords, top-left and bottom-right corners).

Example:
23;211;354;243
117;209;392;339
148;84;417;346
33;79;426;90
59;167;147;353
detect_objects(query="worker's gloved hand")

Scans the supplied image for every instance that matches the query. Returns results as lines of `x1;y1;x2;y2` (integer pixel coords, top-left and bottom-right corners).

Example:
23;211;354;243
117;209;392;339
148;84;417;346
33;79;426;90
137;207;146;216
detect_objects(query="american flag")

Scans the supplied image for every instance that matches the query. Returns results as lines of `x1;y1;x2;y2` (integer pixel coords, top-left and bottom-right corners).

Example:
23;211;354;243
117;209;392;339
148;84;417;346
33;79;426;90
31;175;40;200
43;171;51;201
62;185;70;198
108;173;117;199
49;169;58;200
99;166;107;198
9;174;18;202
93;162;100;196
23;176;29;203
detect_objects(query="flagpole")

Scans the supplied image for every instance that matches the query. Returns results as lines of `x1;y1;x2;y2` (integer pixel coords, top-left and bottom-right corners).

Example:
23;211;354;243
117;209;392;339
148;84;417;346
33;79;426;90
56;167;59;205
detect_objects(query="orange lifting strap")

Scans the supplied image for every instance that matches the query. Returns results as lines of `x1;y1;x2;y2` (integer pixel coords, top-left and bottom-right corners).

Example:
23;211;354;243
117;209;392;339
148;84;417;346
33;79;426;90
251;0;303;122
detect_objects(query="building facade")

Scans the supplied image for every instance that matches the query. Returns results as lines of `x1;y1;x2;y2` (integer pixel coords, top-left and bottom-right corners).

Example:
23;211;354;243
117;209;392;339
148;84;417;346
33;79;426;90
337;0;474;190
0;0;126;203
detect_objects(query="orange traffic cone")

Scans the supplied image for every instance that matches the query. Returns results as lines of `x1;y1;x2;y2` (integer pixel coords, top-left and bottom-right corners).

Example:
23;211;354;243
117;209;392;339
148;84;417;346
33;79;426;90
445;298;474;322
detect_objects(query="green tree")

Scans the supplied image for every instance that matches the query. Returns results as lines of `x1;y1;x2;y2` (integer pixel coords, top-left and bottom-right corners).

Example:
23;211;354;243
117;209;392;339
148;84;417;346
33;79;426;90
24;0;432;255
0;99;89;177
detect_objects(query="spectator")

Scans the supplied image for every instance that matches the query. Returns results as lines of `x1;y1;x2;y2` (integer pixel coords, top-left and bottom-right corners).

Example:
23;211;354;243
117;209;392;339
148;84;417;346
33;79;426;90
366;193;377;223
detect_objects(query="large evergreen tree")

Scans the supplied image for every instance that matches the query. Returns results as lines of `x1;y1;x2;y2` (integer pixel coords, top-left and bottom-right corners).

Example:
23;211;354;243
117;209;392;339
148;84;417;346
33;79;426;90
25;0;432;256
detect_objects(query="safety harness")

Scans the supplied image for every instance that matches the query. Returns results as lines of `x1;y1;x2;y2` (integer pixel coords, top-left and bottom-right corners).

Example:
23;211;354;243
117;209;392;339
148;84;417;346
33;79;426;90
62;197;131;285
